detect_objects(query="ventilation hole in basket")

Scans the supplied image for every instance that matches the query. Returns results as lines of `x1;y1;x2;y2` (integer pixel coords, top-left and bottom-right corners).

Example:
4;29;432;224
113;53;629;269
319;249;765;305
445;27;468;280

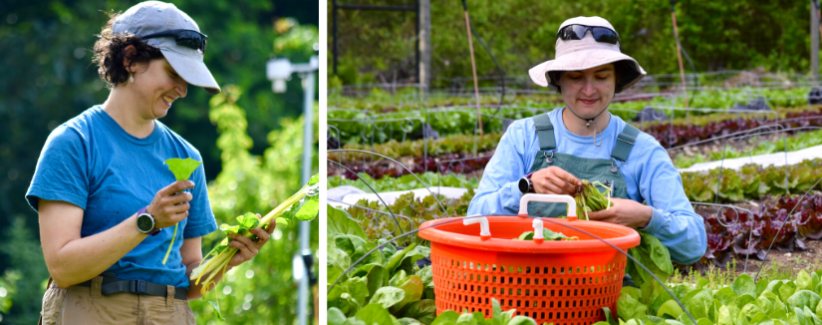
509;276;514;284
552;267;557;274
560;267;565;274
558;290;563;297
574;289;579;296
542;289;547;297
548;312;553;319
516;299;522;307
564;311;569;319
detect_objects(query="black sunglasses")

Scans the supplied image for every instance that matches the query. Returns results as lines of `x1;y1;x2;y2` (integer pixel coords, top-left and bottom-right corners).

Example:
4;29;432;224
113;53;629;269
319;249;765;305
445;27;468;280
142;29;208;53
557;24;620;45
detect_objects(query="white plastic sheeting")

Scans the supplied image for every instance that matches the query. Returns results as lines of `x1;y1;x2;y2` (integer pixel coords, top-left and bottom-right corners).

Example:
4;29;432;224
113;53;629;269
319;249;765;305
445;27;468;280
678;144;822;173
327;186;470;209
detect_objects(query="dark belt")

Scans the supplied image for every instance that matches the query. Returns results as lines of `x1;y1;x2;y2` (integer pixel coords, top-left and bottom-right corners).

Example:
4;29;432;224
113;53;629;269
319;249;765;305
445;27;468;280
76;272;187;300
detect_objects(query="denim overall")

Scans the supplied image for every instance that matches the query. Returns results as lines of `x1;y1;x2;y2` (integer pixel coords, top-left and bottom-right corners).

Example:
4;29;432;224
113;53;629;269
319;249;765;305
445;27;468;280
526;113;643;287
525;113;641;218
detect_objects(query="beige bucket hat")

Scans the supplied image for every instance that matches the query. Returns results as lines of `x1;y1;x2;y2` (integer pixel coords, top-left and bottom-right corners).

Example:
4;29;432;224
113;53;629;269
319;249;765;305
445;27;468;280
528;16;646;93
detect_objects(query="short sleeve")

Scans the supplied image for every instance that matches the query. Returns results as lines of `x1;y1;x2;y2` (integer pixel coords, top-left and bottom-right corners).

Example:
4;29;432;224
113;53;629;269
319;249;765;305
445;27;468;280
182;158;218;239
26;126;89;212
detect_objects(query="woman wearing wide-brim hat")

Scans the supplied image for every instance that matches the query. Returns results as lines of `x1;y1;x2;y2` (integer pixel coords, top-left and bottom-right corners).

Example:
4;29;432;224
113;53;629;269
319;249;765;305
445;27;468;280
467;16;707;265
27;2;273;324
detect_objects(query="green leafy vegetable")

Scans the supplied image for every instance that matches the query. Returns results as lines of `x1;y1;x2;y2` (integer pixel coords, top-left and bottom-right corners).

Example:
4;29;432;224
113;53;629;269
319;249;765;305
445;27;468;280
162;158;203;265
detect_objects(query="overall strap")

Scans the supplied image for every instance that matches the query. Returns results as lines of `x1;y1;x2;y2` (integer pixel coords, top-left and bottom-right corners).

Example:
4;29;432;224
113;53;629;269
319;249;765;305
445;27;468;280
611;124;640;162
532;114;556;151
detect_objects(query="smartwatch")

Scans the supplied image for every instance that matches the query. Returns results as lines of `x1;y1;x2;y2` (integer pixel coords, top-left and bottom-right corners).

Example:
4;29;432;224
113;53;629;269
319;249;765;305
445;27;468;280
518;172;534;195
136;207;161;236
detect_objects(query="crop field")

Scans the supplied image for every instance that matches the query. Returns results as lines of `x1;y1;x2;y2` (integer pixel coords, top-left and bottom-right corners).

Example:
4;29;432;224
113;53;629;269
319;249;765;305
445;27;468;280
326;72;822;325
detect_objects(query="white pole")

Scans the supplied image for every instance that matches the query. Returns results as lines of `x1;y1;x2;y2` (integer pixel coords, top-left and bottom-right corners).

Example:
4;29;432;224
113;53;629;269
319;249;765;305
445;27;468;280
297;58;315;325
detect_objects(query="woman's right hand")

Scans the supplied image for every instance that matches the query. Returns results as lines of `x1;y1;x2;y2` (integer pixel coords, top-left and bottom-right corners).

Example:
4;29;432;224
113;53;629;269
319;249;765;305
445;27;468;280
530;166;582;195
146;180;195;229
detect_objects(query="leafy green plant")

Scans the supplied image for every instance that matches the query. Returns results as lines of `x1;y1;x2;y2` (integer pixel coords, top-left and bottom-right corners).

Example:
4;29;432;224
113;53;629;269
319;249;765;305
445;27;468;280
513;228;577;241
327;205;435;323
575;180;613;220
162;158;202;265
191;174;319;320
328;172;480;193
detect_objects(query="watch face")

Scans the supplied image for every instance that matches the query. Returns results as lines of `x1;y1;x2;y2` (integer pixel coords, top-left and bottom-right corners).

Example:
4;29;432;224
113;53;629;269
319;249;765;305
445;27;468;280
518;178;529;194
137;214;154;232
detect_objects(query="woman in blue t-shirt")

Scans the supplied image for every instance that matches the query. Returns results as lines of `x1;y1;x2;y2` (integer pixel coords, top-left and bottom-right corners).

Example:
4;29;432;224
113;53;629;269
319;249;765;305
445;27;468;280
27;2;270;324
467;16;706;265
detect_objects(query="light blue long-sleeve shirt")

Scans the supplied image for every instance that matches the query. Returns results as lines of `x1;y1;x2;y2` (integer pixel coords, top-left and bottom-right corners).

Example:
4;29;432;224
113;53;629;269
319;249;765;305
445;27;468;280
467;108;707;264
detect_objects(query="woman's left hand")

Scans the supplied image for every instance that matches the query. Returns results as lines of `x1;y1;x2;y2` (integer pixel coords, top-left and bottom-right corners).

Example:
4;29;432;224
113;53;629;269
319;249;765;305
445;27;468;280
226;214;276;267
586;198;653;229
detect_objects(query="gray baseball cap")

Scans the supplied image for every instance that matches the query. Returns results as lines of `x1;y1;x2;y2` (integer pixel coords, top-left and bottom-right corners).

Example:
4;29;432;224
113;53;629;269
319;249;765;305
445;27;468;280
112;1;220;94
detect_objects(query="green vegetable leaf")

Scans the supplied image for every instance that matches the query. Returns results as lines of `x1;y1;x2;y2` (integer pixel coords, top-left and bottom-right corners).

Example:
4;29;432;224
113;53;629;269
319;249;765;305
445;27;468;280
329;205;368;239
370;286;406;310
236;212;260;230
296;195;319;221
208;300;225;321
164;158;202;181
431;311;461;325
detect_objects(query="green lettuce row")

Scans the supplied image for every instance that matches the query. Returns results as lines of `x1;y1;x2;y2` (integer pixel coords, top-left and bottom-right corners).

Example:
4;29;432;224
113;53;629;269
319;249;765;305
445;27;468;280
327;205;436;323
329;133;502;161
609;270;822;325
332;157;822;204
328;172;480;193
681;159;822;203
674;129;822;169
329;88;812;144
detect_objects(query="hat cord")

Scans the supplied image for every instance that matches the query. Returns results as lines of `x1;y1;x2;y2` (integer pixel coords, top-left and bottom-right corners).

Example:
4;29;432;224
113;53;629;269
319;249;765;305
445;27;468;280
565;106;608;147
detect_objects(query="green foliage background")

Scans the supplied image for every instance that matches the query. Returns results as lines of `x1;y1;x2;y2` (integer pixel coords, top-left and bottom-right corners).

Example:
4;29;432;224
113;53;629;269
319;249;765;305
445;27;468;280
328;0;813;86
0;0;319;324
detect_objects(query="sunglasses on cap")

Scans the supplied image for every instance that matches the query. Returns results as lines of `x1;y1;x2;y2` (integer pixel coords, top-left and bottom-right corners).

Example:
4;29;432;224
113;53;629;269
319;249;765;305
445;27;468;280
142;29;208;53
557;24;620;45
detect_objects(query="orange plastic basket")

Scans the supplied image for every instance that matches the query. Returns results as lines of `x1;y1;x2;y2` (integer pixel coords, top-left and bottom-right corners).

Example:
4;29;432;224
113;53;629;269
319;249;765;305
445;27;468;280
418;194;640;325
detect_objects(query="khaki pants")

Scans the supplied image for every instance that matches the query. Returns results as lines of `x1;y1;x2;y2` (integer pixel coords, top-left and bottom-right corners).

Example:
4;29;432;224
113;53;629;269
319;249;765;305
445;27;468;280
40;276;196;325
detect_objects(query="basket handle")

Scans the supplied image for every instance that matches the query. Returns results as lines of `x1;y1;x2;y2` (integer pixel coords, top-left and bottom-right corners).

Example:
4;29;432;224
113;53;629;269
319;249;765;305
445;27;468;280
518;194;577;220
463;216;491;240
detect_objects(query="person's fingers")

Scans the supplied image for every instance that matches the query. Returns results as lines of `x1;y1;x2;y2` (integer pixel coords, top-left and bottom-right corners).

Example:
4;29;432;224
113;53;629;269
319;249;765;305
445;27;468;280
540;181;564;195
249;228;270;248
160;180;195;197
263;214;275;234
168;192;193;205
230;238;255;261
164;211;188;227
230;234;259;256
551;167;581;187
165;201;190;215
547;176;576;195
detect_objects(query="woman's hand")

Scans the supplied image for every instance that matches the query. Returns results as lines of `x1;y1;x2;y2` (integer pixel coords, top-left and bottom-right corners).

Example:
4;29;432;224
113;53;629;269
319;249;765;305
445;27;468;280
226;214;276;267
586;198;653;229
146;180;195;229
531;166;582;195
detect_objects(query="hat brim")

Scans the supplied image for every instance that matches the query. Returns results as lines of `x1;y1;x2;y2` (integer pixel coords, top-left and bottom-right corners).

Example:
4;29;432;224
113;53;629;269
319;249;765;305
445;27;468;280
161;48;221;95
528;49;647;93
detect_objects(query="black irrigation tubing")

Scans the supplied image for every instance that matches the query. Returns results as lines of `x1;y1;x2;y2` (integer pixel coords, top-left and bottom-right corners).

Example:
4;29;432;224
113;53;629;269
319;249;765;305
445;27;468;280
690;202;756;273
329;148;448;213
328;214;697;324
754;175;822;282
460;0;506;113
326;159;405;236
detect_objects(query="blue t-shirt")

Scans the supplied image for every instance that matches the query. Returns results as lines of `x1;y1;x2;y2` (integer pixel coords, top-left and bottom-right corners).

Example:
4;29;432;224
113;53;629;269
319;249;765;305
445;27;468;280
26;105;218;289
467;108;707;264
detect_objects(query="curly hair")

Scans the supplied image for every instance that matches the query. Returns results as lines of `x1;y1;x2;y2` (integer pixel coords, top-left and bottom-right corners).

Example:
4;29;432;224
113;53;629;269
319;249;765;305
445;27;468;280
91;10;164;89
